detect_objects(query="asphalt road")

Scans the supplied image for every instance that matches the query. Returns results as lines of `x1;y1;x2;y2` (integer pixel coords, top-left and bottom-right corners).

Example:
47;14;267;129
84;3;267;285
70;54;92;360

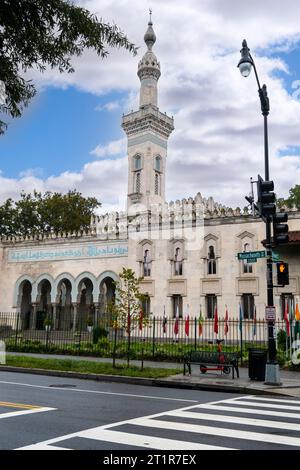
1;371;300;451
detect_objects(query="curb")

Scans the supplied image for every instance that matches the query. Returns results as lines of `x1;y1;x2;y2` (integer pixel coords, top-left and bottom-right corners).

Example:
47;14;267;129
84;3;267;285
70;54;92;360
0;365;291;396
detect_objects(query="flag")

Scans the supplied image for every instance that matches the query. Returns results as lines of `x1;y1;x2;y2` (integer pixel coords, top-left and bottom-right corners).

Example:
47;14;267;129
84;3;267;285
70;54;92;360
213;304;218;335
294;302;300;338
284;299;290;337
198;306;204;336
295;303;300;321
224;305;229;336
139;308;143;331
174;304;179;336
185;315;190;337
163;306;167;334
252;305;257;337
239;303;243;333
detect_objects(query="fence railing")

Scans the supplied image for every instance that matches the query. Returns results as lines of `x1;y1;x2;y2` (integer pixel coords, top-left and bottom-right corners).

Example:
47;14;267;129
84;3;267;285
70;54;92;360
0;312;289;363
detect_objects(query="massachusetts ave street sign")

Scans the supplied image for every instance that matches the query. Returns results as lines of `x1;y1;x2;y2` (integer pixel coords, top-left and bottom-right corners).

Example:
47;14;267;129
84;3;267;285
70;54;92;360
237;250;266;260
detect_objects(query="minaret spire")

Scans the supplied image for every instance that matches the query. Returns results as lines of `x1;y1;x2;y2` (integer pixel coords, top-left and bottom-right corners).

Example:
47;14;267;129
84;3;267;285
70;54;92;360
137;13;160;108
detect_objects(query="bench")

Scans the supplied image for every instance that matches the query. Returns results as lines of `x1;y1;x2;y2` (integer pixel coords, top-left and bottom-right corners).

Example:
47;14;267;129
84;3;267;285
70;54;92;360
183;350;240;379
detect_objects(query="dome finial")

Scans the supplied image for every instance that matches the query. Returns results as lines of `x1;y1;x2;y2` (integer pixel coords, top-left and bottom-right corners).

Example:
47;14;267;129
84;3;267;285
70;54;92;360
144;9;156;51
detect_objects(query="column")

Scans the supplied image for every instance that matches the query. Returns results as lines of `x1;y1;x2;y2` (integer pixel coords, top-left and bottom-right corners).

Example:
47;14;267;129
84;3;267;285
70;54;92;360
72;303;78;332
30;303;38;330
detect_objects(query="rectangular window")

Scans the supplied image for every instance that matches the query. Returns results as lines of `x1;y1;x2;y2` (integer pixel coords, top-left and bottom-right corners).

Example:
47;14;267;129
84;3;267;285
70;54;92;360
172;295;183;318
206;294;217;319
242;294;254;320
142;296;151;317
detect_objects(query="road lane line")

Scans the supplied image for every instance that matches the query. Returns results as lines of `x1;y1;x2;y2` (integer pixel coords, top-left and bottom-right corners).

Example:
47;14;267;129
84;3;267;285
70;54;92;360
0;401;41;410
0;407;56;420
0;380;198;403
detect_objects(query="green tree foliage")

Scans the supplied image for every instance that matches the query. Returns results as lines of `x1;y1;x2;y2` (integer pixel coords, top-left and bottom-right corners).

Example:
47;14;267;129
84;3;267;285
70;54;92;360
285;185;300;210
112;268;145;366
0;190;100;236
0;0;137;133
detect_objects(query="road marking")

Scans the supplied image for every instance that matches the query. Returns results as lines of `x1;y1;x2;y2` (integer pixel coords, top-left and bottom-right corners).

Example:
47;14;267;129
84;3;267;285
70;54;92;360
222;399;300;411
0;380;198;403
20;443;70;450
129;417;300;447
197;404;300;419
165;409;300;431
0;401;41;410
79;428;232;450
0;407;56;420
237;395;300;405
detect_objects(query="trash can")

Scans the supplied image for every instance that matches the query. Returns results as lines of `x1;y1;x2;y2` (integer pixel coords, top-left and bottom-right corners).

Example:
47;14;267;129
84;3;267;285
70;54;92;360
248;348;267;381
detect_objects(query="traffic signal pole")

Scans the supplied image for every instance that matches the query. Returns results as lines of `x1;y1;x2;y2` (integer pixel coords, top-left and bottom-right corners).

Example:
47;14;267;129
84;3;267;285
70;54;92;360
260;85;280;384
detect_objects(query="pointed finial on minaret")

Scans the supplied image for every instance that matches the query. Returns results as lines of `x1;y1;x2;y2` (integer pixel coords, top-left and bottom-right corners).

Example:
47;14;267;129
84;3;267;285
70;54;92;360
144;10;156;50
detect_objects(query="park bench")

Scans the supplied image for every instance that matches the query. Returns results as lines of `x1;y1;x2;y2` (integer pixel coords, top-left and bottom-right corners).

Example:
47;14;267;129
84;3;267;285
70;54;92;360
183;350;240;379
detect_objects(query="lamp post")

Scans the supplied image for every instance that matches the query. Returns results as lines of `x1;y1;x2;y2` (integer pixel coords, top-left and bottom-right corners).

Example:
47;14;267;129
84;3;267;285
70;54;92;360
238;40;280;385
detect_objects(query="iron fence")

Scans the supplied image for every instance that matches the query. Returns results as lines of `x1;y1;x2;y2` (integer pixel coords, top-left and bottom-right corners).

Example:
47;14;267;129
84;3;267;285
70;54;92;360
0;312;289;363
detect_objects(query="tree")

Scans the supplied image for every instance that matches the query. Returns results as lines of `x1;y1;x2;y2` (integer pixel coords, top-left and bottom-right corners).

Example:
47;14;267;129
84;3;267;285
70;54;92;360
0;189;101;236
0;0;137;134
112;268;145;367
285;185;300;210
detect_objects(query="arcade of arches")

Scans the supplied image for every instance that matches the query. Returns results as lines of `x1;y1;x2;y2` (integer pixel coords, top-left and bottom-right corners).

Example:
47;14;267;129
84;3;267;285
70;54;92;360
16;273;117;331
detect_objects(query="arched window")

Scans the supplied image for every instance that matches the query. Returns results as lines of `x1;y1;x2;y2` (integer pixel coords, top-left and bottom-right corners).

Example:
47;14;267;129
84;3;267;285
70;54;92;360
155;156;161;172
207;245;217;275
135;172;141;193
174;247;183;275
134;155;142;170
143;249;151;277
243;242;253;274
155;172;160;195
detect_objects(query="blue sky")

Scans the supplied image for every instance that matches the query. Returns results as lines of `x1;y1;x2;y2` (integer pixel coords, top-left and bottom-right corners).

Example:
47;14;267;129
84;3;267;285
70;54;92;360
0;0;299;212
0;87;125;179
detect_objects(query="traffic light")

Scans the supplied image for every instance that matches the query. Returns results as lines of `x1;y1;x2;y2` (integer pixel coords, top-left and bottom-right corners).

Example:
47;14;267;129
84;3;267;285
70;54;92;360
257;175;276;219
277;261;289;286
273;212;289;246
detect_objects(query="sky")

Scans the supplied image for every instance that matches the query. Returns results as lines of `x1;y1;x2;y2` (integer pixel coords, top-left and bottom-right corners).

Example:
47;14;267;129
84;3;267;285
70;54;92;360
1;0;300;213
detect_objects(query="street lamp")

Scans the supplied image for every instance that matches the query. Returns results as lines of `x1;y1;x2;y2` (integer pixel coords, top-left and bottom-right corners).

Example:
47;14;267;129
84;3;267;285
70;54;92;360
238;39;281;386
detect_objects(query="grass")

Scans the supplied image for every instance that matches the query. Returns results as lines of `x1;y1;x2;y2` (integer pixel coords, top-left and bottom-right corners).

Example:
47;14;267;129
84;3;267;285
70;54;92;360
5;355;181;379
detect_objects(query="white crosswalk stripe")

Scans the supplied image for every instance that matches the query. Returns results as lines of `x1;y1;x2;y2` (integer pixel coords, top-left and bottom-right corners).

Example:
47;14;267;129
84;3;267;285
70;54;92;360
17;395;300;450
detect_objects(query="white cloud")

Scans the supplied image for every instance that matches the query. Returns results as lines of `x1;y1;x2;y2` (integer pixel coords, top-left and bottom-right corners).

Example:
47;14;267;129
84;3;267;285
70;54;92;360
94;100;120;112
90;137;126;158
1;0;300;210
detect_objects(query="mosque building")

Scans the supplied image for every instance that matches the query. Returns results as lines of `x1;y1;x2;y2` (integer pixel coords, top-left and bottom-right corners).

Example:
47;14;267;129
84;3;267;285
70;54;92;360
0;18;299;330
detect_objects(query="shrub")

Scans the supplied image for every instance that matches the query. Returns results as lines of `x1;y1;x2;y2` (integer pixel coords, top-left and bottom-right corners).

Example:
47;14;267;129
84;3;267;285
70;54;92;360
92;326;108;344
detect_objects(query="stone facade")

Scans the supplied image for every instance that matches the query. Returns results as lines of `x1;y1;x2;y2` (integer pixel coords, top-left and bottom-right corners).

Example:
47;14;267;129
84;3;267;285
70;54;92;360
0;18;299;329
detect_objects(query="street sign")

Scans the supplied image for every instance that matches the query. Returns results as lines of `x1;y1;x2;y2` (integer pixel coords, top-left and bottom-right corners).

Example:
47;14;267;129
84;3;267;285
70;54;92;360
272;251;280;262
265;306;276;321
247;258;257;263
238;250;266;260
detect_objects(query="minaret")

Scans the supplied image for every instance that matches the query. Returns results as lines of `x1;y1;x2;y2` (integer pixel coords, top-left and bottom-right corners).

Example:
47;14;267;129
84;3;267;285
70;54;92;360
122;12;174;209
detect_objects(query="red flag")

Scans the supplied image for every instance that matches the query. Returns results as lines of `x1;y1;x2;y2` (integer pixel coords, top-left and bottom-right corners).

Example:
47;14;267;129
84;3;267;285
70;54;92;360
139;308;143;331
185;315;190;336
213;305;218;335
174;316;179;336
284;299;290;336
224;306;229;336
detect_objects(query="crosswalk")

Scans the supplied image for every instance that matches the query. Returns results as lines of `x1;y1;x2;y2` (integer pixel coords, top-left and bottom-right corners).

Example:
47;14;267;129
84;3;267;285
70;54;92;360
17;395;300;450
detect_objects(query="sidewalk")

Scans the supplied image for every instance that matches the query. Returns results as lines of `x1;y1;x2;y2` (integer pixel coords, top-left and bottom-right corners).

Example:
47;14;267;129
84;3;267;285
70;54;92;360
4;352;300;398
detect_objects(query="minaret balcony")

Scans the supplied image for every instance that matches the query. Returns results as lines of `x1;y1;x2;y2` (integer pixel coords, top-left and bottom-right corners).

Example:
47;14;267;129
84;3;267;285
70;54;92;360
128;192;143;204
